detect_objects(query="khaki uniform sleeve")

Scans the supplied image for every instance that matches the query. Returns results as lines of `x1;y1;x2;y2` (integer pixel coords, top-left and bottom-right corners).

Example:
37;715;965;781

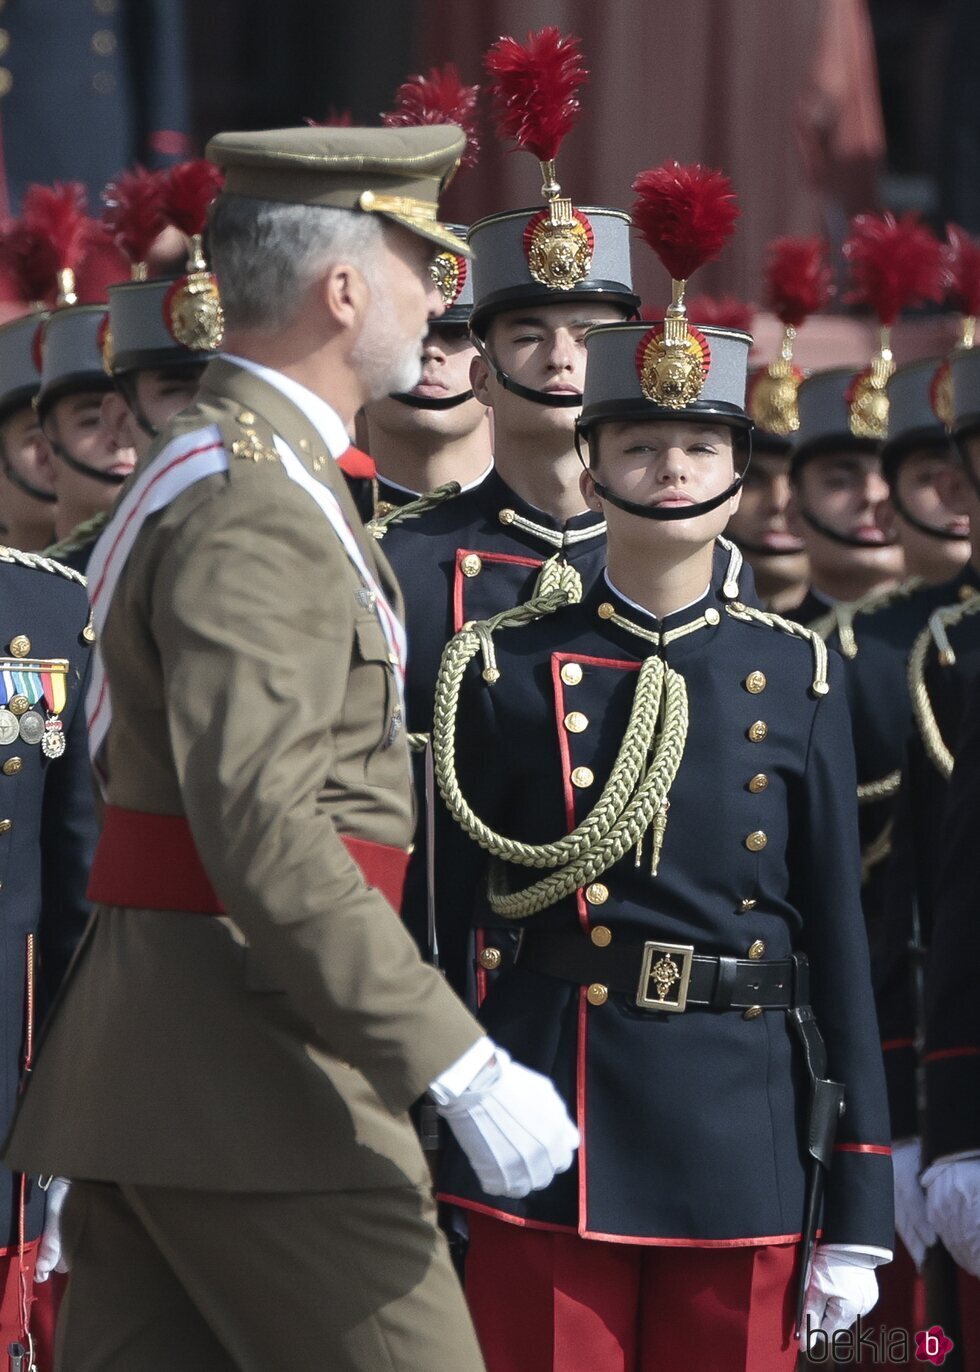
151;463;483;1111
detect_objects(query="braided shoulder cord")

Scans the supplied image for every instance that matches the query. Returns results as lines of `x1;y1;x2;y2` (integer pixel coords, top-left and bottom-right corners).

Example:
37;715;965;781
723;601;830;696
368;481;461;540
857;771;901;804
829;577;924;660
861;818;893;883
908;594;980;780
716;536;745;601
0;544;87;586
43;510;110;562
433;593;689;919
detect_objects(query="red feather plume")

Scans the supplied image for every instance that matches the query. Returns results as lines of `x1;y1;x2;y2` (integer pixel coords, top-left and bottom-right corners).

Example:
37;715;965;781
843;212;944;326
0;221;59;305
764;236;832;327
21;181;90;272
382;64;480;170
484;27;587;162
161;160;224;238
75;221;129;303
631;163;739;282
944;223;980;318
102;166;168;268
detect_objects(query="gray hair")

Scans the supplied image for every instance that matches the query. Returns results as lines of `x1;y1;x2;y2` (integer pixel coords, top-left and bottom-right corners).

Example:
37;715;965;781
208;195;385;333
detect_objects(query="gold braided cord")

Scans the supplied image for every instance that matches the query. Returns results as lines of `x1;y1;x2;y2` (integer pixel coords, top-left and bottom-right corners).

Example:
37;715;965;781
857;770;901;804
0;544;87;586
861;818;893;883
432;590;689;920
43;510;110;562
367;481;461;540
817;577;924;660
723;601;830;695
907;593;980;780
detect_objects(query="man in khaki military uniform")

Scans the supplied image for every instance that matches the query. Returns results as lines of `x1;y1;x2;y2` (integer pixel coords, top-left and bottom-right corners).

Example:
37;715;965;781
2;124;578;1372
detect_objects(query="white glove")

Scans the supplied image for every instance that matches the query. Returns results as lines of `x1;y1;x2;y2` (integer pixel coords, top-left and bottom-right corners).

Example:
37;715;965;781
802;1246;880;1350
923;1158;980;1278
892;1138;937;1271
34;1178;71;1283
432;1047;579;1199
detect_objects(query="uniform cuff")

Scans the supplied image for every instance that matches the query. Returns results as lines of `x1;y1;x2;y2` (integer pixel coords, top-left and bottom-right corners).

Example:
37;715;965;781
427;1036;495;1106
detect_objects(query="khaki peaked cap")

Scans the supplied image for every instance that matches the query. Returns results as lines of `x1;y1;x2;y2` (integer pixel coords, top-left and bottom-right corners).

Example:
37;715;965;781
206;124;471;257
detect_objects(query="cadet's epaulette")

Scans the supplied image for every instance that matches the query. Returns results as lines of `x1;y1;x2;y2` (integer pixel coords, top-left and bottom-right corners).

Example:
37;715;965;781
0;545;87;588
723;601;830;698
368;481;462;540
44;510;111;563
815;577;924;659
907;591;980;779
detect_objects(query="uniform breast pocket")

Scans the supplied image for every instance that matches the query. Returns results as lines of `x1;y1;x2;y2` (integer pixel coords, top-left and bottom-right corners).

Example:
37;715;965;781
353;617;401;754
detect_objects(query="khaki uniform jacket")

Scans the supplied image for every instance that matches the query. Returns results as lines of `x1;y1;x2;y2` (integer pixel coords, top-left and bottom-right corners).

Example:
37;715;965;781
4;359;483;1192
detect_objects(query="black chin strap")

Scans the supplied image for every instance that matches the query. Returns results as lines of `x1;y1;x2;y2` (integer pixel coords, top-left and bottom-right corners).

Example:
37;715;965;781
892;491;971;543
0;452;56;505
590;474;745;521
49;441;128;487
801;507;898;549
472;336;581;409
390;388;475;411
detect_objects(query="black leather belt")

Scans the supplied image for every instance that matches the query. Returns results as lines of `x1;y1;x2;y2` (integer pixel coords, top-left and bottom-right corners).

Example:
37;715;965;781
518;930;800;1013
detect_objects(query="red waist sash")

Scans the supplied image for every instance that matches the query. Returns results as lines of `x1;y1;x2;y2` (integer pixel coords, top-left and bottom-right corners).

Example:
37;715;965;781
87;806;409;915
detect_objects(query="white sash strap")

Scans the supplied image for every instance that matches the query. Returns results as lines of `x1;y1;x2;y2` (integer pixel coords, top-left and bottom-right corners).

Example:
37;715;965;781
86;425;407;776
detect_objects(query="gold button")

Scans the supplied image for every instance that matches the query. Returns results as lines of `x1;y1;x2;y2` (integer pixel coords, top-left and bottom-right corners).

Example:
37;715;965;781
9;695;28;716
739;898;757;912
92;71;116;93
748;773;769;794
748;939;766;960
743;1005;763;1020
498;508;515;525
564;711;588;733
9;635;30;658
2;758;22;776
82;622;96;645
461;553;482;577
597;602;615;620
590;925;612;947
747;721;768;743
585;882;609;905
561;662;584;686
478;947;502;971
92;28;117;55
745;671;767;694
0;68;12;97
745;830;768;852
571;766;595;789
705;608;720;625
0;819;12;833
723;579;740;599
0;31;9;57
960;583;975;602
587;983;608;1006
237;410;256;425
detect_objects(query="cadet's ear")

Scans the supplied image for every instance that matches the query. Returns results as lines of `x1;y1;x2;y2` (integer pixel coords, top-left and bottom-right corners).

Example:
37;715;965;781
34;430;58;489
580;464;601;513
470;351;492;407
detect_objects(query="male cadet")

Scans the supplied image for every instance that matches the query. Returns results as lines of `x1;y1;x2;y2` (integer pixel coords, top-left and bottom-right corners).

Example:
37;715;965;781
432;172;893;1371
363;224;493;508
2;124;579;1372
0;311;58;551
783;366;903;626
0;547;97;1357
731;237;832;612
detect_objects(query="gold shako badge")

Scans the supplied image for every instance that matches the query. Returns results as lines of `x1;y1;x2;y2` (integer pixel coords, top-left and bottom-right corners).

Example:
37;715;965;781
431;251;468;308
846;361;892;441
930;360;955;428
522;204;594;290
635;317;711;409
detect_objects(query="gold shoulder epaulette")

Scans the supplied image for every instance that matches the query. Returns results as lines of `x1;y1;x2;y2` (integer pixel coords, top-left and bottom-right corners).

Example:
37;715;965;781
823;577;924;660
724;601;830;698
368;481;461;540
43;510;110;563
0;545;87;588
224;411;279;465
907;592;980;779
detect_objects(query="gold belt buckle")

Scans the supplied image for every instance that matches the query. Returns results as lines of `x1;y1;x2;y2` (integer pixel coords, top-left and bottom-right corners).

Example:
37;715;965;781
636;941;695;1012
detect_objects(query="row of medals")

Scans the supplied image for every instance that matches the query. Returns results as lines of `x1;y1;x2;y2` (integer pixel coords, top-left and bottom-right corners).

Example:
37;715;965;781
0;695;64;758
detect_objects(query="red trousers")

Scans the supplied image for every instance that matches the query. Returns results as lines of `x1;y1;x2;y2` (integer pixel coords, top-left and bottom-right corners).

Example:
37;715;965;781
465;1212;800;1372
0;1242;65;1372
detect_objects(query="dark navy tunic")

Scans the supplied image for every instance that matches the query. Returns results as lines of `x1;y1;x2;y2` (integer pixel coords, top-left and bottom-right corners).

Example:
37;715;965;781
438;574;893;1247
